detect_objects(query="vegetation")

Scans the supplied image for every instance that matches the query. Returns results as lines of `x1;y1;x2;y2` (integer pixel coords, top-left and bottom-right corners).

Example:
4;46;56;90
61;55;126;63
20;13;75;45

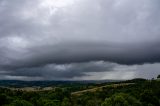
0;78;160;106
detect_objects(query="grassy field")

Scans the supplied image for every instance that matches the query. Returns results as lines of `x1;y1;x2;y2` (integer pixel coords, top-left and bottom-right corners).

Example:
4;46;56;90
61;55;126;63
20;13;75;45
71;83;134;96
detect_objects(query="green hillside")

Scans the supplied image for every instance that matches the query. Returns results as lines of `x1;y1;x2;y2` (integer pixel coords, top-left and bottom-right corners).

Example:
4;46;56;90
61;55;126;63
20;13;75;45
0;79;160;106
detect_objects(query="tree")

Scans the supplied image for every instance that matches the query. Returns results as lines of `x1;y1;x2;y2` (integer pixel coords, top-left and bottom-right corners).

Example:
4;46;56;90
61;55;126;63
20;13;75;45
10;99;33;106
61;97;71;106
101;93;141;106
157;75;160;79
0;93;9;105
37;99;60;106
140;90;159;106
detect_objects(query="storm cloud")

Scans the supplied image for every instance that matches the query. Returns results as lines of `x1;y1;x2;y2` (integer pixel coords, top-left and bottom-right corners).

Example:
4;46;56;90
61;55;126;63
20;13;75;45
0;0;160;80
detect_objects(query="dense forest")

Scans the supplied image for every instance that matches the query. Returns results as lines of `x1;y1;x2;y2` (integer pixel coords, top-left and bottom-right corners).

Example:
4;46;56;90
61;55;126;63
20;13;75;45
0;77;160;106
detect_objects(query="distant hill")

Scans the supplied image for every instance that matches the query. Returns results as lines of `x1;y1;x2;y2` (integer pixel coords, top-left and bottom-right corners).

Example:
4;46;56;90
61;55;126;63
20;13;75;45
0;80;121;87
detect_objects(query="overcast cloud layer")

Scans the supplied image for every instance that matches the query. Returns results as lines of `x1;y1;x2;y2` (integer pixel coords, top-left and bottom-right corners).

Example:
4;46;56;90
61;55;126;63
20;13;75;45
0;0;160;80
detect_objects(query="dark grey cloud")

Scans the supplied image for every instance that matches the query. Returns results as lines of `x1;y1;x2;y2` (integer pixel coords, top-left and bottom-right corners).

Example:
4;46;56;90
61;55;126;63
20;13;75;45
1;61;160;80
0;61;117;80
0;0;160;80
1;41;160;70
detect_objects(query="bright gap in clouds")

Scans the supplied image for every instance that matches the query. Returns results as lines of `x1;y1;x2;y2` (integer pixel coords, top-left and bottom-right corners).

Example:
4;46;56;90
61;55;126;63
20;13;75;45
40;0;75;8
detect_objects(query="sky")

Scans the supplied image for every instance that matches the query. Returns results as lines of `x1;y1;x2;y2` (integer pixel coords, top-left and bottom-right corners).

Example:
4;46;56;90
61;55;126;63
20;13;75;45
0;0;160;80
